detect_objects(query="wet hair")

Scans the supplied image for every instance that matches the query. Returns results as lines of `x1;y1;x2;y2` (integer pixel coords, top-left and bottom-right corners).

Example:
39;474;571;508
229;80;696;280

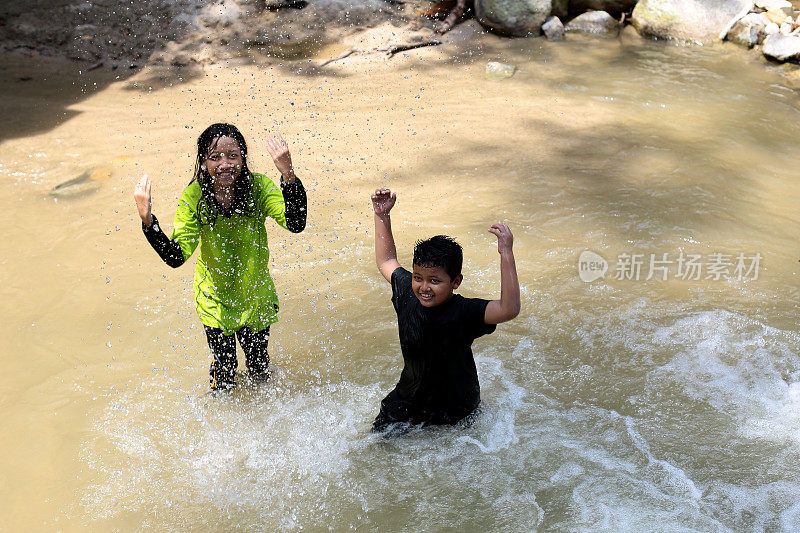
190;123;254;224
413;235;463;280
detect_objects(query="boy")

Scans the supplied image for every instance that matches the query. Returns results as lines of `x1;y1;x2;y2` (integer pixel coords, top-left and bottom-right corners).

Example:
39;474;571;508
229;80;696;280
371;188;520;431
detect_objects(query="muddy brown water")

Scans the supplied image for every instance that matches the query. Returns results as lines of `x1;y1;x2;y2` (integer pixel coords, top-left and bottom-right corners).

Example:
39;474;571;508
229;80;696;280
2;32;800;530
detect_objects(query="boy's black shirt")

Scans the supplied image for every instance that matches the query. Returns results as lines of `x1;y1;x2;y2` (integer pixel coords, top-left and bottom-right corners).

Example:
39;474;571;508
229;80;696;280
380;267;496;425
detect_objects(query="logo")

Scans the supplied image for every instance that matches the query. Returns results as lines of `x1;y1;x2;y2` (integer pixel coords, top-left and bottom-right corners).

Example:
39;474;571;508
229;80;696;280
577;250;608;282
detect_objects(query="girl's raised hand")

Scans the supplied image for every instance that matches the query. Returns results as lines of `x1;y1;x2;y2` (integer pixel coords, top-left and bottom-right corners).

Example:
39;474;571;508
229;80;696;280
371;188;396;216
134;174;153;227
265;133;295;183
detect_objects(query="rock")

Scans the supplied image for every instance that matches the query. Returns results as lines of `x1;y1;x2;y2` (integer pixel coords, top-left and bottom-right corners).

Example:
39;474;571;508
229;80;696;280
485;61;516;79
728;20;761;46
542;15;565;40
565;10;620;34
200;0;244;26
474;0;552;37
765;22;781;34
631;0;753;43
763;32;800;61
765;9;792;24
568;1;638;17
727;12;771;46
756;0;794;16
742;12;772;26
781;21;794;34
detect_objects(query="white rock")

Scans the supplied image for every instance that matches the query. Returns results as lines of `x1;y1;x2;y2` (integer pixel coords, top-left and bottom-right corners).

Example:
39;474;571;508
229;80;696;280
542;15;565;41
756;0;793;16
781;22;793;34
765;22;781;34
762;33;800;61
485;61;516;80
742;12;772;27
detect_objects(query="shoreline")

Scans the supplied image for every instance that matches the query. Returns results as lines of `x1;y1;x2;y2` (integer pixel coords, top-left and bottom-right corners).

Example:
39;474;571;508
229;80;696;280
1;0;799;89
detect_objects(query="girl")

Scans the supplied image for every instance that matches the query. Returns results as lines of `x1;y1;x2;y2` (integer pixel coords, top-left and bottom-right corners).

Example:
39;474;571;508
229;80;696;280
134;123;307;390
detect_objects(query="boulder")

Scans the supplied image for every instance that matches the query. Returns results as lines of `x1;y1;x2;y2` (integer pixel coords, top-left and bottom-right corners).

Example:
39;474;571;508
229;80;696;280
542;15;565;40
631;0;754;42
726;12;771;46
755;0;793;16
742;11;772;26
474;0;552;36
765;9;792;24
568;1;638;17
763;33;800;61
728;20;760;46
565;10;620;33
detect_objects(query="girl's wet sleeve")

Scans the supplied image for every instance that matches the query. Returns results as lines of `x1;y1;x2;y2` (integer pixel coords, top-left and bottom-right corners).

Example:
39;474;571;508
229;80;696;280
260;174;306;233
141;214;186;268
281;178;307;233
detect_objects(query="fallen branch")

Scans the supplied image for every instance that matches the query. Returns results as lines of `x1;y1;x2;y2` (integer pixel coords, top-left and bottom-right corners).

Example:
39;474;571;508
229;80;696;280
318;49;355;67
381;39;441;57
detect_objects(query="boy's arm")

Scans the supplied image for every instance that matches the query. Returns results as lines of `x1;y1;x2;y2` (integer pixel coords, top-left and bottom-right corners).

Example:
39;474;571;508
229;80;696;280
484;223;521;325
372;188;402;282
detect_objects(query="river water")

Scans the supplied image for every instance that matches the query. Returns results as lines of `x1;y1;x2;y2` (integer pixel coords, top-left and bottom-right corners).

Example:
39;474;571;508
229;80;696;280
2;30;800;531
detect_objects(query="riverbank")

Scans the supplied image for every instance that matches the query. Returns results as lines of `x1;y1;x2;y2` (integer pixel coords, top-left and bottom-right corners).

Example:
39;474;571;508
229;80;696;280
4;0;800;92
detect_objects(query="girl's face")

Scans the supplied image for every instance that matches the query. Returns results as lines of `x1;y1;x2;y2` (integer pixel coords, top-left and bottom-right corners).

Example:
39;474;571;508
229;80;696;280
203;136;243;189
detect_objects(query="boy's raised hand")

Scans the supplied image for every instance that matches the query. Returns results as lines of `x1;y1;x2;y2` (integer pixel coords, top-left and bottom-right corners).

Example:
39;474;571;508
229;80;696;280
484;222;520;325
134;174;153;227
371;188;396;216
488;222;513;254
265;133;295;183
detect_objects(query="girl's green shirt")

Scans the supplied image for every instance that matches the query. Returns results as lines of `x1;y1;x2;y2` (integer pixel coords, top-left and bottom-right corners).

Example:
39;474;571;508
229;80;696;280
171;172;288;334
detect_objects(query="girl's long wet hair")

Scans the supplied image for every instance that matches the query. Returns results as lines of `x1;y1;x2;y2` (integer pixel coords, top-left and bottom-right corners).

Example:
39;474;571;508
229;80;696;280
190;123;254;225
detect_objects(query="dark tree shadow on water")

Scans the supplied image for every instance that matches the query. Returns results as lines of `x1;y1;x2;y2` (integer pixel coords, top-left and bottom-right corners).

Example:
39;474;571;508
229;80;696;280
404;113;755;241
0;0;206;143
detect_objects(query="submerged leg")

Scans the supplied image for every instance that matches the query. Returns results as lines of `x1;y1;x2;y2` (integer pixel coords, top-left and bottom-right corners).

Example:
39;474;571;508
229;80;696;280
204;326;238;390
237;326;271;380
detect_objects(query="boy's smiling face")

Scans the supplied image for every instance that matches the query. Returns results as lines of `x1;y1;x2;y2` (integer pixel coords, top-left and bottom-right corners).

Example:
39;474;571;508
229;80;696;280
411;264;463;307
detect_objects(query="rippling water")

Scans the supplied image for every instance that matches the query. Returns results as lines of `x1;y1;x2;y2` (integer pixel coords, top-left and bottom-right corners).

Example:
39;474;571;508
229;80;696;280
2;31;800;531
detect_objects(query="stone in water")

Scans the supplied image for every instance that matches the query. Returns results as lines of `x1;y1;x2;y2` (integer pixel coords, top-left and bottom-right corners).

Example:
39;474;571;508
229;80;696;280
485;61;516;80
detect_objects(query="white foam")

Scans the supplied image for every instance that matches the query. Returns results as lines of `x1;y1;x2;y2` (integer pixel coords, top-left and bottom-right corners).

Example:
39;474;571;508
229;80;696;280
652;309;800;446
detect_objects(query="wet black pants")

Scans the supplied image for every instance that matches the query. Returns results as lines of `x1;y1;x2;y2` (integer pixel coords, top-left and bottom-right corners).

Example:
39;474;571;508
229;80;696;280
203;325;270;389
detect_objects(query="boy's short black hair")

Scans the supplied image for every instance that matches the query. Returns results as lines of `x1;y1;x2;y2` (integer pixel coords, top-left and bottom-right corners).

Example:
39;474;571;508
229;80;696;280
413;235;463;280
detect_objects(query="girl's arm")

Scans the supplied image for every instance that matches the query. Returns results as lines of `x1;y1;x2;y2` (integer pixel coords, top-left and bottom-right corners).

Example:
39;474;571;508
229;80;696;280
265;133;306;233
281;178;306;233
372;188;401;282
142;214;186;268
484;223;521;325
134;175;195;268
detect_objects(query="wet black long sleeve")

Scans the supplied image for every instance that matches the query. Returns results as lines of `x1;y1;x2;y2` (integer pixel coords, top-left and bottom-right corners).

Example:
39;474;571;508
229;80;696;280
142;214;186;268
281;177;307;233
